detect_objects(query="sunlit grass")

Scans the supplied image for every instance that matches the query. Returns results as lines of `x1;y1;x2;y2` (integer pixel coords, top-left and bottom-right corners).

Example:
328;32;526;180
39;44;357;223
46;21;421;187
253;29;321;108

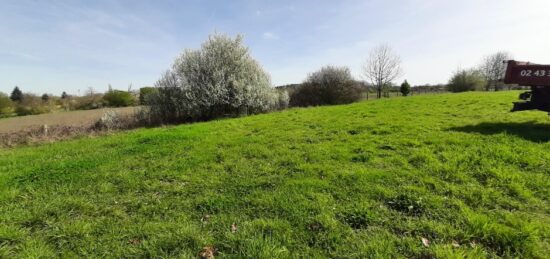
0;91;548;258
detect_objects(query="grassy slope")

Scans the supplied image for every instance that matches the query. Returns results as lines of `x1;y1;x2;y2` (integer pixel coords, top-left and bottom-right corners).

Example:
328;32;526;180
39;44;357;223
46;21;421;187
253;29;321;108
0;91;549;258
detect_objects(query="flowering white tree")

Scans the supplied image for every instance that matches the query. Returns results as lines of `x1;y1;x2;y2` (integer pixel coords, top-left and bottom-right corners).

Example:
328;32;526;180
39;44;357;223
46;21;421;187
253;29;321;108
147;33;284;123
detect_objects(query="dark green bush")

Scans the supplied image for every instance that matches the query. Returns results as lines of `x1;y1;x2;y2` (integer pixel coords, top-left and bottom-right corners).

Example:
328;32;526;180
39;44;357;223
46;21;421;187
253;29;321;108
289;66;362;107
15;94;51;116
448;69;485;92
10;86;23;102
400;80;411;96
0;92;15;116
73;94;105;110
103;90;136;107
139;87;156;105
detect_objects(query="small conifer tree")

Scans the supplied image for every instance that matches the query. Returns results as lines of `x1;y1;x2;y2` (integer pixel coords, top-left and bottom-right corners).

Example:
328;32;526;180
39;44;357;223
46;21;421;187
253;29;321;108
400;80;411;96
10;86;23;102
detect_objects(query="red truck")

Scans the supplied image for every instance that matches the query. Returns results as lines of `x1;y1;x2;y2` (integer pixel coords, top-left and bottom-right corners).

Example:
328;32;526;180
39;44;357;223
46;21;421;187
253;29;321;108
504;60;550;113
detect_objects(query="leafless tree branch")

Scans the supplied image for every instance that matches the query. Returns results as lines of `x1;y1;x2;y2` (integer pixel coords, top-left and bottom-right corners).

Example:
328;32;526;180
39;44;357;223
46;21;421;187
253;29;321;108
479;51;513;91
363;44;402;98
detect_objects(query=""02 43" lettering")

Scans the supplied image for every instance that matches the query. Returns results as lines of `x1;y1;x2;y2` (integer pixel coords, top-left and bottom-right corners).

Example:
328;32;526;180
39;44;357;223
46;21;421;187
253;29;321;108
520;70;550;77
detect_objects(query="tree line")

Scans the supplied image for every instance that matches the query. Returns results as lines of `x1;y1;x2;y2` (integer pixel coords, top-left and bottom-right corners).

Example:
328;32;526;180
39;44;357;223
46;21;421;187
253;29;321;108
448;51;518;92
1;32;518;122
0;85;153;117
140;34;421;124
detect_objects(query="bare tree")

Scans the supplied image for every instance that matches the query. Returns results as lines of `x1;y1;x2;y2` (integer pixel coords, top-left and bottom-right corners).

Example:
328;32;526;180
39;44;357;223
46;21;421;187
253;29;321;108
85;87;95;97
363;44;402;98
479;51;513;91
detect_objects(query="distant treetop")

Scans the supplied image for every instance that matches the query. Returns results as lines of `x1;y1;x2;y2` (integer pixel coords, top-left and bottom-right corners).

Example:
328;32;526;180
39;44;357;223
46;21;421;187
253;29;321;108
10;86;23;102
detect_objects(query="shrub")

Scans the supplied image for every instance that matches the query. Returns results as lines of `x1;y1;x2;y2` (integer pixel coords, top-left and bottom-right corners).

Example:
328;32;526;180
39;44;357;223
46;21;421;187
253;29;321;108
73;95;105;110
147;33;280;123
400;80;411;96
448;69;485;92
15;94;51;116
0;92;15;116
10;86;23;102
103;90;136;107
73;88;105;110
139;87;156;105
145;83;187;123
289;66;361;107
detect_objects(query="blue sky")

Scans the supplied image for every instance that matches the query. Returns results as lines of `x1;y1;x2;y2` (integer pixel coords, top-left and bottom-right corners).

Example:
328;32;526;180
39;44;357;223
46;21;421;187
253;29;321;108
1;0;549;95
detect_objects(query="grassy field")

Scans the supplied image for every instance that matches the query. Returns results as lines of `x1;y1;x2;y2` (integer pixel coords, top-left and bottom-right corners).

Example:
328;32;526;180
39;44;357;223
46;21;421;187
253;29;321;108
0;91;548;258
0;107;137;134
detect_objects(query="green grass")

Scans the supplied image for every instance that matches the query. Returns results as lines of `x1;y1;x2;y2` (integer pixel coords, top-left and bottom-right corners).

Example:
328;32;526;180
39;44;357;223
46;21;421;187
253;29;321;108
0;91;549;258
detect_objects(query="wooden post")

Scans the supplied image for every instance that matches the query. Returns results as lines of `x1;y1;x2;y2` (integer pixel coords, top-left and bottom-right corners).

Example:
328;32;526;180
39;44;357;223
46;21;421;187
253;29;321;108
43;124;48;136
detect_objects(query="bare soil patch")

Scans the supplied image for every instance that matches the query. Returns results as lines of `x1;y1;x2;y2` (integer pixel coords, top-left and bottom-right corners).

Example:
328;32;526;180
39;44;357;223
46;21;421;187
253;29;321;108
0;107;137;133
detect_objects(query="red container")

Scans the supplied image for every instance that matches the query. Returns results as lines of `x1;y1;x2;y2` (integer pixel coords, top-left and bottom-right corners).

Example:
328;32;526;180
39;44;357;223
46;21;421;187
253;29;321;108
504;60;550;86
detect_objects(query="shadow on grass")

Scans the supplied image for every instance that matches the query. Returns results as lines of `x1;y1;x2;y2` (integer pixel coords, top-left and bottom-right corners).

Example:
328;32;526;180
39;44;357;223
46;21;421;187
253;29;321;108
450;121;550;143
